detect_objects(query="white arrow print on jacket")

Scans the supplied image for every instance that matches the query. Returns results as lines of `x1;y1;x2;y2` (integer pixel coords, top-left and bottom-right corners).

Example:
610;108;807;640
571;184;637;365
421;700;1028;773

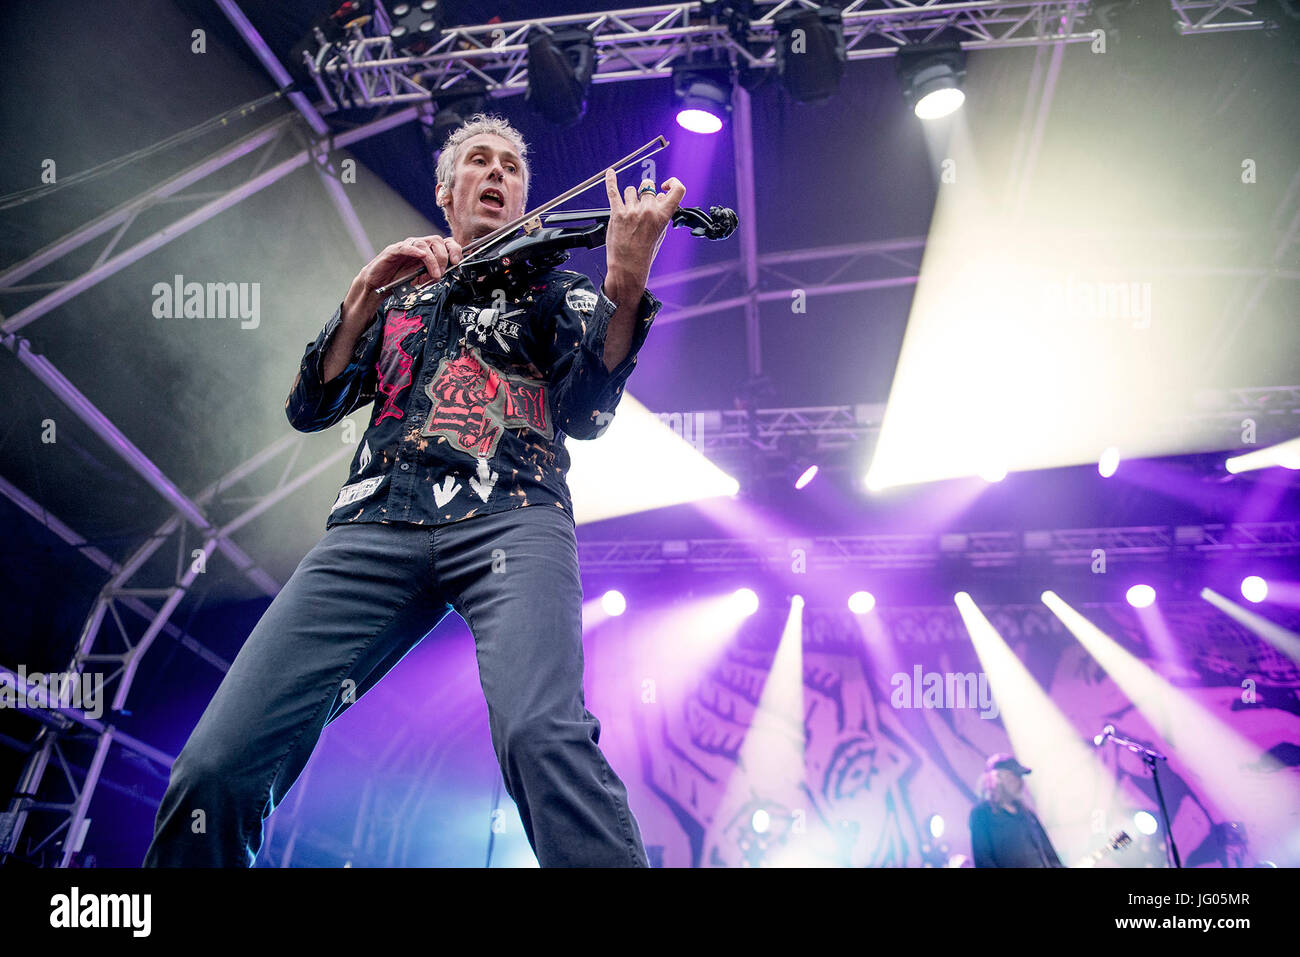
432;475;462;507
469;456;498;503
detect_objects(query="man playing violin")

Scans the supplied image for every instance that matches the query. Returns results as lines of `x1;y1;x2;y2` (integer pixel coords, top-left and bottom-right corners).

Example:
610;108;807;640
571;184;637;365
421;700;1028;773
144;114;682;868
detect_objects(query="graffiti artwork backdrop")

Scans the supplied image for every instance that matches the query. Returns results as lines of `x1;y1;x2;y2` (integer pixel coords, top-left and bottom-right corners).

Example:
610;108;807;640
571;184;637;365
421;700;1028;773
581;599;1300;868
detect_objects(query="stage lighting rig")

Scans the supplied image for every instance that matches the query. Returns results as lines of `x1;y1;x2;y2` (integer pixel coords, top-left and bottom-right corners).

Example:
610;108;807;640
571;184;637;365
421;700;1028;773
425;83;489;157
526;27;597;127
773;6;846;104
700;0;771;91
672;58;733;134
897;42;967;119
700;0;755;44
389;1;443;55
289;1;374;83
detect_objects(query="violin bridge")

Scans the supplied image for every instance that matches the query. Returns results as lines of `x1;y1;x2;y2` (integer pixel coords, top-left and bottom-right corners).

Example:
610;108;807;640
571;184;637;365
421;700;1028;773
522;215;543;234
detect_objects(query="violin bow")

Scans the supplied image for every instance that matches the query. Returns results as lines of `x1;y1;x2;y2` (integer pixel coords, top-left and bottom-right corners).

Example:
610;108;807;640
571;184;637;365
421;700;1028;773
373;135;670;298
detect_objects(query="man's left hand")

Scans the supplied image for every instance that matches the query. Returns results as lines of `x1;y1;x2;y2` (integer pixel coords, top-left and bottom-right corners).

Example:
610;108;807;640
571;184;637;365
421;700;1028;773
603;168;685;299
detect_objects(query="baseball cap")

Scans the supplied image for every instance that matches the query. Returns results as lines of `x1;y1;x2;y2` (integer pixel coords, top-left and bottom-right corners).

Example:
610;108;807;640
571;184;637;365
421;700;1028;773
986;752;1032;776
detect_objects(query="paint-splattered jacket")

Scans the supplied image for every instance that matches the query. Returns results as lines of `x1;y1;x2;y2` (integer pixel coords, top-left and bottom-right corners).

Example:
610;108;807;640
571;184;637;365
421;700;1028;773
285;267;659;529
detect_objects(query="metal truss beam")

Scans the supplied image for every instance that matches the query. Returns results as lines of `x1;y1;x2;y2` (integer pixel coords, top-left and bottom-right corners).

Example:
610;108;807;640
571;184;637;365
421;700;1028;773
1169;0;1272;33
646;384;1300;466
303;0;1267;111
732;86;762;376
647;226;1292;325
0;474;230;674
0;666;177;867
301;0;1258;111
576;520;1300;572
0;107;417;336
0;427;354;865
0;115;296;293
217;0;378;264
215;0;329;136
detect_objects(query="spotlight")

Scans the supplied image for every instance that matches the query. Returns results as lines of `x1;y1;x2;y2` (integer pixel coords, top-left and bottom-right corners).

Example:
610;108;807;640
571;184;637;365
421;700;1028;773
732;587;760;616
927;813;945;839
773;6;845;104
1098;446;1120;478
1133;810;1159;836
751;808;771;833
526;27;596;127
896;42;967;120
847;591;875;614
601;589;627;616
1126;584;1156;608
389;1;442;55
979;462;1007;483
794;464;818;489
673;60;732;134
1241;576;1268;603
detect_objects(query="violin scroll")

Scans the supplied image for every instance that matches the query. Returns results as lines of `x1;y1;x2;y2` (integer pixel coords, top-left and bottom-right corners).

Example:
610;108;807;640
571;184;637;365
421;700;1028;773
674;205;738;241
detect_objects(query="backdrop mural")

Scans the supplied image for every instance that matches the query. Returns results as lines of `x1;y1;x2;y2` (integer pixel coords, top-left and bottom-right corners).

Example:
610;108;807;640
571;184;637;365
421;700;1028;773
602;599;1300;868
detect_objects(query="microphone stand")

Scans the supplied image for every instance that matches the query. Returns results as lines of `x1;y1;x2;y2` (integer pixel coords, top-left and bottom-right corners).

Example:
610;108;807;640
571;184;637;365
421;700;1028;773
1097;727;1182;868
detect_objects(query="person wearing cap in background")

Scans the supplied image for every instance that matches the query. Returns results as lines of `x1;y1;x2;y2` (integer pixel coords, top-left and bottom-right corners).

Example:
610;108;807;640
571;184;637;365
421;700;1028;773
968;753;1064;868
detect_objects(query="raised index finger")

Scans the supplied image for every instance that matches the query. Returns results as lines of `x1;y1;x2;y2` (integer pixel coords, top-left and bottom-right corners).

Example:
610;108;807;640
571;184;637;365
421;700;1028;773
605;167;624;211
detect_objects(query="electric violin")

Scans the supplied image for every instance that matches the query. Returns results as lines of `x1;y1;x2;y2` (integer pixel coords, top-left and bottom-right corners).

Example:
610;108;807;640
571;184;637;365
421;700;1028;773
373;135;738;299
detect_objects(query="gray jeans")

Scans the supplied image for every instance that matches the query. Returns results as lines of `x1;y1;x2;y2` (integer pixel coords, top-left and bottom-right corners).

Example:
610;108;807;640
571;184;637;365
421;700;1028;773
142;505;647;867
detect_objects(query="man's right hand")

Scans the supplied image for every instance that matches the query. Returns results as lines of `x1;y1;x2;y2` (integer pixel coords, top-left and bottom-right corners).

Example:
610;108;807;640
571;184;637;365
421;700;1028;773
343;234;464;326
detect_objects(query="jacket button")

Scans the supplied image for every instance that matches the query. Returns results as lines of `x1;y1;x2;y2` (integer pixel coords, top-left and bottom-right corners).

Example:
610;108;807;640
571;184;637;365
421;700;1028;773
400;462;411;471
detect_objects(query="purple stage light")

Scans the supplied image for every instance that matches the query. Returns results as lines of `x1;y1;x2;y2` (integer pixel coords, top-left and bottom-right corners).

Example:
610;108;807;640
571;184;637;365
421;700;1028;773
1098;446;1120;478
848;591;876;614
794;464;819;489
601;589;627;616
1127;584;1156;608
1241;576;1268;603
676;107;723;134
732;587;760;616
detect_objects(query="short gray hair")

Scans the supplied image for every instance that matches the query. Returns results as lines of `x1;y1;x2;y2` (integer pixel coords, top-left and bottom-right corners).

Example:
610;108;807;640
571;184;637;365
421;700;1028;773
435;113;531;214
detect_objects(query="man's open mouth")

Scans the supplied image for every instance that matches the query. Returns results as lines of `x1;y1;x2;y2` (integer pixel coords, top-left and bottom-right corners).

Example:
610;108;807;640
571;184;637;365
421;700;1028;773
479;188;504;209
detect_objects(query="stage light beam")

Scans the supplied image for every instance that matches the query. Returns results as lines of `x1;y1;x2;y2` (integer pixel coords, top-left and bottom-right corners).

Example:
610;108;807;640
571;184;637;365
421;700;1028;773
848;590;876;614
956;592;1126;863
601;589;626;617
1240;576;1268;603
731;587;759;617
1126;584;1155;608
1099;446;1120;477
1201;587;1300;665
1225;436;1300;473
1043;589;1300;862
1133;810;1158;835
566;393;739;524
